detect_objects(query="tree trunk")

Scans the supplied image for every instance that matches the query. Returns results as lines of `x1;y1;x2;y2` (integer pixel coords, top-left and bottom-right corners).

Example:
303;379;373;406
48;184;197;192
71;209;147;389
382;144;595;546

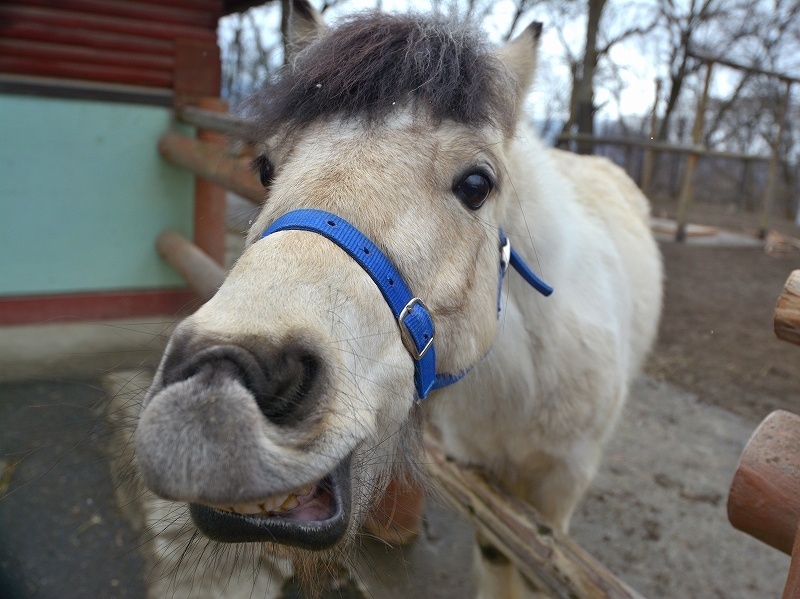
574;0;607;154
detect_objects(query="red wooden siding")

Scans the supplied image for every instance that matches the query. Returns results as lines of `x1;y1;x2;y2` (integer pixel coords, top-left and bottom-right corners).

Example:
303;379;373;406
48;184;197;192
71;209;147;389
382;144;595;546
0;0;223;89
0;289;202;326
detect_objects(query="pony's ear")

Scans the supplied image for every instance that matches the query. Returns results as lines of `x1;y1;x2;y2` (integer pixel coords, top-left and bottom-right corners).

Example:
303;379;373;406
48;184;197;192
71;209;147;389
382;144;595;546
496;21;542;110
282;0;327;61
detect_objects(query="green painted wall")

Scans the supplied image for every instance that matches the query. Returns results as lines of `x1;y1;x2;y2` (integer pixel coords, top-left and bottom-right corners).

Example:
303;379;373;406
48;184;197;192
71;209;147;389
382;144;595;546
0;94;195;296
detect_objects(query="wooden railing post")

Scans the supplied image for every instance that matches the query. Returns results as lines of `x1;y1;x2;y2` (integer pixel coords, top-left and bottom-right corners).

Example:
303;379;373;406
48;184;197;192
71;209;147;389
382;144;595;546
759;80;792;239
193;97;228;266
675;62;713;242
640;78;661;197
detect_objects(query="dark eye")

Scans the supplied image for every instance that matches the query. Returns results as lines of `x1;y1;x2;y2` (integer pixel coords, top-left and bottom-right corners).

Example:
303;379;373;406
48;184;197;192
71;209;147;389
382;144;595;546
453;171;493;210
252;154;274;188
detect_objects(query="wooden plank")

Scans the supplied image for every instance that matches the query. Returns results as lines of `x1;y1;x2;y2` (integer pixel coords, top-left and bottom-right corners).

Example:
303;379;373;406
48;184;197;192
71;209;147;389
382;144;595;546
9;0;218;28
775;270;800;346
0;38;174;71
0;6;217;43
0;288;197;325
158;131;264;204
0;21;175;55
0;55;172;88
424;437;645;599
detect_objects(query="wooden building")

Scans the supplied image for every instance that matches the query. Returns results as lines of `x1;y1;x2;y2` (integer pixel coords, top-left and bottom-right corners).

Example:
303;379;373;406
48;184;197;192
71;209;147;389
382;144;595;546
0;0;257;325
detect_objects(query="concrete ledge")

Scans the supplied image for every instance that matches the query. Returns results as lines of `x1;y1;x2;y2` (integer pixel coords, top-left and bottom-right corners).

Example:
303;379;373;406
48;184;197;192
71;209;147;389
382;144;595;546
0;317;178;382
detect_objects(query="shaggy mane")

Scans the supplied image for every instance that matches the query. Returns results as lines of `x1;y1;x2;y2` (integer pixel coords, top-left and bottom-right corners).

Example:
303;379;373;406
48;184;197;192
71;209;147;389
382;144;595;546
244;12;518;140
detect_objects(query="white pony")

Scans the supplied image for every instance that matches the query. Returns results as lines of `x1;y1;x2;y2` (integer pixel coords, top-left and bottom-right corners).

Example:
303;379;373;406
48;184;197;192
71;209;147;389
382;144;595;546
131;3;661;597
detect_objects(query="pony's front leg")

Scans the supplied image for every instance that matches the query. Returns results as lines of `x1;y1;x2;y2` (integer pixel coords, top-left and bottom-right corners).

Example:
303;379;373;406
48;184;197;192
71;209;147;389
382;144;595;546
473;533;550;599
524;453;598;535
473;455;599;599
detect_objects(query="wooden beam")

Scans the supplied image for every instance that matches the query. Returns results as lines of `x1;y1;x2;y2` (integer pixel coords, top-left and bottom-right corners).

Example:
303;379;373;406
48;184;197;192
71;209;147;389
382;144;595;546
158;131;263;204
156;230;226;297
177;105;248;136
424;437;645;599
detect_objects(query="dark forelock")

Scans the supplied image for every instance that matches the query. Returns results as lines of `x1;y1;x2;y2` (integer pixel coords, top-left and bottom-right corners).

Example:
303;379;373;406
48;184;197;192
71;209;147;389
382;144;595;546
244;11;518;140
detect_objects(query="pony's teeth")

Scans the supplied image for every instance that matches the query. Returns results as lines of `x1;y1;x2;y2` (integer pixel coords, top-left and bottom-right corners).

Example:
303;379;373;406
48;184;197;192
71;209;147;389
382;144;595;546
262;495;288;512
279;495;300;511
210;489;309;515
236;503;262;515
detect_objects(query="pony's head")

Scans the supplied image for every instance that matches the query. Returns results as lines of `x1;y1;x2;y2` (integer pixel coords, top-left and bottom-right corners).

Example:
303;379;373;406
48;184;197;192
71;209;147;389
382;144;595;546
135;0;541;558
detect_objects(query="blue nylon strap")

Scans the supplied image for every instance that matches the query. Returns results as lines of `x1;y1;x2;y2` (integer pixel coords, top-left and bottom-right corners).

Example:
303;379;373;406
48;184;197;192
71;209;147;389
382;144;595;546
262;209;443;399
498;230;554;298
261;210;552;402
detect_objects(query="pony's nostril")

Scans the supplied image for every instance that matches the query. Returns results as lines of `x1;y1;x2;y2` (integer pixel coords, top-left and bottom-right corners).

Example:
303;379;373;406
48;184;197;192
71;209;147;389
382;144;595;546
161;343;324;427
254;352;322;426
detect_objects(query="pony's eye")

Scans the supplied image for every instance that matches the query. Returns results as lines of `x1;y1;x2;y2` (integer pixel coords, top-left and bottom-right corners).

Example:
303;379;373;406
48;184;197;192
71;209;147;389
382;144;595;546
252;155;274;188
453;171;493;210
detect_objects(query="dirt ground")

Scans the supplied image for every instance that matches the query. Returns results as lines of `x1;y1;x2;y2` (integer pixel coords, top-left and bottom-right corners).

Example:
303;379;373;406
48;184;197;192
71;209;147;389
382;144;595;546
647;202;800;423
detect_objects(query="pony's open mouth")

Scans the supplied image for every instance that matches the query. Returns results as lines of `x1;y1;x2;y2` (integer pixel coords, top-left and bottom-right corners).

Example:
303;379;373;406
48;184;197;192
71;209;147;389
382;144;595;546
189;454;352;549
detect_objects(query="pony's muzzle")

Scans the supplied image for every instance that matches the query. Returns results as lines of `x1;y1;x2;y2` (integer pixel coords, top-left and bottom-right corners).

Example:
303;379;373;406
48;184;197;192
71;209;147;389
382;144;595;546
161;343;325;428
135;332;339;505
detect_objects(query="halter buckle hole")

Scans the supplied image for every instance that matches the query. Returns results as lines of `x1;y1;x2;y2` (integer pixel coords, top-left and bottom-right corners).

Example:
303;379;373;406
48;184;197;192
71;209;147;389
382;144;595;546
327;220;336;227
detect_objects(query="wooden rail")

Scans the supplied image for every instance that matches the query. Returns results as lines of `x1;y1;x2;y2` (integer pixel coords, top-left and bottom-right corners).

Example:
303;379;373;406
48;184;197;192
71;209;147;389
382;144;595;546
557;133;770;162
158;131;264;204
176;105;249;136
425;437;644;599
156;230;226;297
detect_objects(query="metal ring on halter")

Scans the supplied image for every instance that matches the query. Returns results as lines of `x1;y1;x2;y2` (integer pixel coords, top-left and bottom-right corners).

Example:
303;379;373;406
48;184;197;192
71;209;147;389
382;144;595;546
398;297;435;360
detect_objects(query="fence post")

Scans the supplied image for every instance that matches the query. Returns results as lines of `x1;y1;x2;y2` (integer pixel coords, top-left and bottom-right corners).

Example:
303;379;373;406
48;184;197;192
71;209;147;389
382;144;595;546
640;78;661;196
192;97;229;266
676;62;714;242
759;80;792;239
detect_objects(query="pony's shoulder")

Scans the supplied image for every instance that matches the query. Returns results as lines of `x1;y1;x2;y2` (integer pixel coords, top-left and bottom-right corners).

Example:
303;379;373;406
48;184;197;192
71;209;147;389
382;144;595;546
548;148;652;227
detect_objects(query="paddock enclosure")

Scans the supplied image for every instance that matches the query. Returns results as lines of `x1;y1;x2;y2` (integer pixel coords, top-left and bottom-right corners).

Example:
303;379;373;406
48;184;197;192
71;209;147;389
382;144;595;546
2;2;800;599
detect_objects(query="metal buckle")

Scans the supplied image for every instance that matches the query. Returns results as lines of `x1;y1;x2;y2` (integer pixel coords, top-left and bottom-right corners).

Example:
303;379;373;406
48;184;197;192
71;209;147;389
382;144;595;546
398;297;435;360
500;237;511;276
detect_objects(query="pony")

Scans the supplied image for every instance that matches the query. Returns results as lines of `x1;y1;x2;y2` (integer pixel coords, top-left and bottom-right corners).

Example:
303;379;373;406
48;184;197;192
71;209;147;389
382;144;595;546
132;3;662;597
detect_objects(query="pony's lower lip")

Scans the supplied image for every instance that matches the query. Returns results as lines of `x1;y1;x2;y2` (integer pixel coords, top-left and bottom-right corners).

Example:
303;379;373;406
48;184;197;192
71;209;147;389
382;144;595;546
189;454;352;550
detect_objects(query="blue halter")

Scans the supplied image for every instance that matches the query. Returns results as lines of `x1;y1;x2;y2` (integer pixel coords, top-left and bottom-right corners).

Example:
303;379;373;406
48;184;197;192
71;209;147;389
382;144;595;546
261;209;552;400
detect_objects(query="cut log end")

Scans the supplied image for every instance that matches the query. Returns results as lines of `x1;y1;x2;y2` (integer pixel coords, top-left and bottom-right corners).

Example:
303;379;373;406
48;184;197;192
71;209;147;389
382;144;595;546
775;270;800;346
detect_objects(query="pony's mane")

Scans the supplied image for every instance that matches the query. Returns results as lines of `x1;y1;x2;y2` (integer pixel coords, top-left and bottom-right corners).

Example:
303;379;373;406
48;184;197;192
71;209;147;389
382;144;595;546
244;11;519;140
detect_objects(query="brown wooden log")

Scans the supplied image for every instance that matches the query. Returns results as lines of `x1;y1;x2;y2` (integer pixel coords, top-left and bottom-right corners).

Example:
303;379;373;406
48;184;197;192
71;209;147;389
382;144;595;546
177;105;248;136
192;97;228;267
158;132;264;204
156;230;225;298
782;522;800;599
775;270;800;346
424;437;645;599
728;410;800;555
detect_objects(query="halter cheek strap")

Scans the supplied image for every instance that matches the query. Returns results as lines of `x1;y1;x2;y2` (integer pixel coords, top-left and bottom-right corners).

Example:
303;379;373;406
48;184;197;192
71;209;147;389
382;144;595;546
261;209;551;401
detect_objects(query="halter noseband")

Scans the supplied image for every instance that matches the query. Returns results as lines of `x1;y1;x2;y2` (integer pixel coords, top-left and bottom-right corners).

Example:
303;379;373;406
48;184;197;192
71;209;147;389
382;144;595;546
261;209;552;401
